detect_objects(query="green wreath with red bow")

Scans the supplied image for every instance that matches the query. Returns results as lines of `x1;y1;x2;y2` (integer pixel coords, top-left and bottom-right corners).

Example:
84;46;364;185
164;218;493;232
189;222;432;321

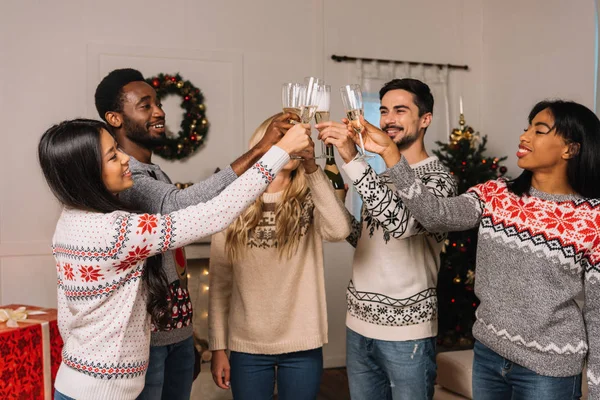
146;73;209;160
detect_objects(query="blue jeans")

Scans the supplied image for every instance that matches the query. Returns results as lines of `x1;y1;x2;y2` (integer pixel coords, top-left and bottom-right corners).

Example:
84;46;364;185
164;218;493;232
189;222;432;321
137;336;195;400
54;391;75;400
472;340;582;400
346;328;437;400
229;347;323;400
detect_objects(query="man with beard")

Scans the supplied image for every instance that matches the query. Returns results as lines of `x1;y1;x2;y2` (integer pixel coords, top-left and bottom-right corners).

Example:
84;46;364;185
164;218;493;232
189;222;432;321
94;68;299;400
317;78;456;399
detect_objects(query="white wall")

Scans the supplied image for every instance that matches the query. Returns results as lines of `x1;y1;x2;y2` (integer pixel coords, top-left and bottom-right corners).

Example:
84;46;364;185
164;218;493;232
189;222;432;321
1;0;594;368
479;0;596;177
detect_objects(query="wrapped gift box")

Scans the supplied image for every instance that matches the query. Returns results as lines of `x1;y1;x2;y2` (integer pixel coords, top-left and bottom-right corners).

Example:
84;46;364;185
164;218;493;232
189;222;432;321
0;305;64;399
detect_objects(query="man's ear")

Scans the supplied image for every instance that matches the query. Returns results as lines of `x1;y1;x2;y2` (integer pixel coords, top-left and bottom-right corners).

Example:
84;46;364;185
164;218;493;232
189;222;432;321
105;111;123;129
563;142;581;160
420;112;432;130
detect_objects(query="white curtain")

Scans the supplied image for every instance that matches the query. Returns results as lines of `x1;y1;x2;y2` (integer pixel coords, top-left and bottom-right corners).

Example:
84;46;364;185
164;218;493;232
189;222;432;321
358;60;451;151
346;60;451;219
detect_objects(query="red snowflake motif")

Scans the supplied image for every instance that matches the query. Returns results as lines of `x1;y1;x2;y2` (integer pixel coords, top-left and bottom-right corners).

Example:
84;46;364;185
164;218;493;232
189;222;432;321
540;208;579;235
506;200;536;223
138;214;158;235
63;264;75;280
115;246;152;273
79;265;103;282
576;218;598;244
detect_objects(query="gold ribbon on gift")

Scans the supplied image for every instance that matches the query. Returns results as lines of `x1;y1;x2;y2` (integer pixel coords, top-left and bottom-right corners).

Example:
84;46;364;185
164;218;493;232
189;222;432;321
0;306;53;398
0;306;47;328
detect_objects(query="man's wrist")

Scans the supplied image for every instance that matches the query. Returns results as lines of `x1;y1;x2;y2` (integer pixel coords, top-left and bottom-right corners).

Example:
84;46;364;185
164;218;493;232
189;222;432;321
303;162;318;174
381;145;401;168
341;148;359;164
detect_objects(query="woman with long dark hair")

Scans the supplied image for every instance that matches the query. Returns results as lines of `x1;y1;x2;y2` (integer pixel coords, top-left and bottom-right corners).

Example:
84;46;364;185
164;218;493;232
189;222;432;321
324;100;600;399
38;118;310;400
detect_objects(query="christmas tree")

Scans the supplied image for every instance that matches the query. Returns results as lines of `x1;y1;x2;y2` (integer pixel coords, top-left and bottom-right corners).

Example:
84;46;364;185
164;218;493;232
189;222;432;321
432;113;508;348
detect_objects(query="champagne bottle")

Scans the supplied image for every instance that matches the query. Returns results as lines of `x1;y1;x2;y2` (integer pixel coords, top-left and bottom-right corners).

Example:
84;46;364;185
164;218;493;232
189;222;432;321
323;144;346;203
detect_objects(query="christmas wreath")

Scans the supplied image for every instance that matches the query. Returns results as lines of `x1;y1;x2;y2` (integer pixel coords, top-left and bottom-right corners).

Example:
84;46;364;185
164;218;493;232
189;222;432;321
146;73;209;160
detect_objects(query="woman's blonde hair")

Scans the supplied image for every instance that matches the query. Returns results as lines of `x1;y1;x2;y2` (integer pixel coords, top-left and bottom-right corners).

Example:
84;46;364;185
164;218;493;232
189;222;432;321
225;113;310;262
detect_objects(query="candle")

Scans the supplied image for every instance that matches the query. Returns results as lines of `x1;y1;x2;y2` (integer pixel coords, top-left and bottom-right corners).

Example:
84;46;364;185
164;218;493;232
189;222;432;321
459;96;464;115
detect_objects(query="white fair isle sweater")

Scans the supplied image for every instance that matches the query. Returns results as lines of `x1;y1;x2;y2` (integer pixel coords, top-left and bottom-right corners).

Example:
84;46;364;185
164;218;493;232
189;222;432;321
52;147;289;400
342;156;456;341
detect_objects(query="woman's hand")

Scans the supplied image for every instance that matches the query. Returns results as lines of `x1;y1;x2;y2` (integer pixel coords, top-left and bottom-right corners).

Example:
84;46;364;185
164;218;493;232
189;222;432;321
317;120;358;164
276;123;311;156
211;350;231;390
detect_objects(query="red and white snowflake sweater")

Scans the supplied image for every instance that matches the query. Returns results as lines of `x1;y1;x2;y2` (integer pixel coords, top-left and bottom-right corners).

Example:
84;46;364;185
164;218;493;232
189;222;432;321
388;156;600;398
52;147;289;400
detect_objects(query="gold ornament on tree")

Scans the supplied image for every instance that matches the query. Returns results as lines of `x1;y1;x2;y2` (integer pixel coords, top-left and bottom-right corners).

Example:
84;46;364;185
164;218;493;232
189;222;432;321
465;269;475;285
450;97;480;148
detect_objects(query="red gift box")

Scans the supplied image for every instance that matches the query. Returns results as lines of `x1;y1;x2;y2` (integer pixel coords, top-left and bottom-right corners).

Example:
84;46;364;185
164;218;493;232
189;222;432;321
0;305;64;399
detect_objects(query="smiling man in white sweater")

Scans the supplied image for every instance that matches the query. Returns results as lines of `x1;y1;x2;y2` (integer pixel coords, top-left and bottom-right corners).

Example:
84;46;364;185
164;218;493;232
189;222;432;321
318;78;456;400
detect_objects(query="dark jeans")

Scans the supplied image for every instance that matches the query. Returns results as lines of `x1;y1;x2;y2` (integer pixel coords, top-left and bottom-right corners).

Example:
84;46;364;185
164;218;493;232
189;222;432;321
472;340;582;400
229;347;323;400
54;390;75;400
345;328;437;400
137;336;195;400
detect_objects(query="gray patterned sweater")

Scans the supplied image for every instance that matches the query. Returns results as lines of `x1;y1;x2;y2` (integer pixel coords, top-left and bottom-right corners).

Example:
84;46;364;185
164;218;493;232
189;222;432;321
119;157;237;346
388;156;600;398
342;156;456;341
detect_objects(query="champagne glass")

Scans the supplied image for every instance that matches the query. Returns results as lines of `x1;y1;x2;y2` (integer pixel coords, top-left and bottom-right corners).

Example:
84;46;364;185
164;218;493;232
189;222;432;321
299;77;321;124
282;83;306;159
340;84;373;161
282;83;304;118
313;84;330;159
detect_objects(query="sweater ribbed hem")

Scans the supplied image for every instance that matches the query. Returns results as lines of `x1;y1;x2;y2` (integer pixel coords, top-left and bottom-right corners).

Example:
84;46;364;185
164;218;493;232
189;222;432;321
151;324;193;347
54;363;144;400
227;334;327;355
209;337;227;351
346;313;437;342
473;322;585;377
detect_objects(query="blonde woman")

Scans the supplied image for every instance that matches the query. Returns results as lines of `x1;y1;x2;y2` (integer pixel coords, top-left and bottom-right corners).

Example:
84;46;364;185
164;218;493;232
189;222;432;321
209;114;351;399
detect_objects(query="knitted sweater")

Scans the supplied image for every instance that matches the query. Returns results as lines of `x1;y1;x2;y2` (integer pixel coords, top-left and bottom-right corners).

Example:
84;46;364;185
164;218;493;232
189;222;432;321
52;147;289;400
208;167;351;354
342;156;456;341
118;156;237;346
387;156;600;398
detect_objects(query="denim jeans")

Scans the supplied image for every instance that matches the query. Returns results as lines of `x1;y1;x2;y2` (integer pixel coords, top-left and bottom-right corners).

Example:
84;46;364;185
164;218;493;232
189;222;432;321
345;327;437;400
54;390;75;400
229;347;323;400
137;336;195;400
472;340;582;400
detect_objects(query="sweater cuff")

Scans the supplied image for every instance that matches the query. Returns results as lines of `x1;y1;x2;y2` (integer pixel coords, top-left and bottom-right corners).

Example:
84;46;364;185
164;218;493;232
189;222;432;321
384;156;415;189
341;156;370;182
259;146;291;177
304;166;328;188
219;165;239;183
209;337;228;351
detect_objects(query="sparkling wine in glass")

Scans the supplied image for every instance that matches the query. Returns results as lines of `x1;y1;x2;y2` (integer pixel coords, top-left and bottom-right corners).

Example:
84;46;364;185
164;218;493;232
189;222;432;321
282;83;307;159
299;77;321;124
282;83;305;118
340;84;373;161
313;84;330;159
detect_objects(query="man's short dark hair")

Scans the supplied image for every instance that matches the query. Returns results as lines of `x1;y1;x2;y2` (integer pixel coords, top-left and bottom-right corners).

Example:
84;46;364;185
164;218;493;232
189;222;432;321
379;78;434;117
94;68;145;122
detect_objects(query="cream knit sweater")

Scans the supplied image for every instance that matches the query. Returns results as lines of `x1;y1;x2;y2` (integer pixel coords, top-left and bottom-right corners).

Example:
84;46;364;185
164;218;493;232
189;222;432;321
208;167;351;354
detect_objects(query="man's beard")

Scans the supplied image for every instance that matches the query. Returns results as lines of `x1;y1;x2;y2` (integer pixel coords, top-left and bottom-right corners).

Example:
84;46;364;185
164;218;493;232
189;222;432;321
382;124;419;151
123;116;167;149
